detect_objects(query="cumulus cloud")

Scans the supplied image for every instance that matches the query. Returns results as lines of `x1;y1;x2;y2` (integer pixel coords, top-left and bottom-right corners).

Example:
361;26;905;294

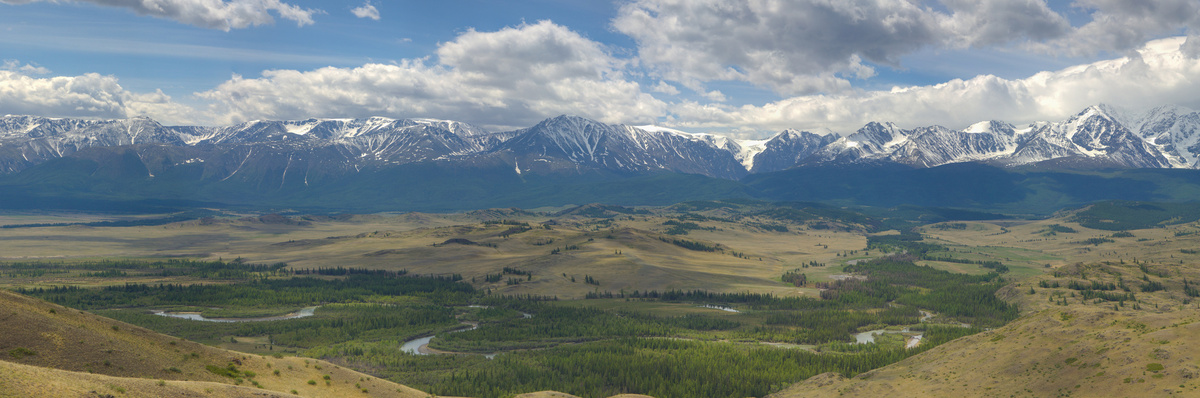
1033;0;1200;56
612;0;1072;96
651;81;680;95
611;0;1200;99
351;1;379;20
0;70;198;123
197;20;666;129
0;0;319;31
1;59;50;74
662;37;1200;136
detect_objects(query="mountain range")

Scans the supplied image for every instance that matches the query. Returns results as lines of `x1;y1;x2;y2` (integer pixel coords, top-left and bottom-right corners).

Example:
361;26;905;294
3;104;1200;213
3;104;1200;179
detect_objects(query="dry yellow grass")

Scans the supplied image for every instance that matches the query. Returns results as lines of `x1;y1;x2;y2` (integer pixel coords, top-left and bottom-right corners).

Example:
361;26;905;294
0;359;301;398
0;212;867;298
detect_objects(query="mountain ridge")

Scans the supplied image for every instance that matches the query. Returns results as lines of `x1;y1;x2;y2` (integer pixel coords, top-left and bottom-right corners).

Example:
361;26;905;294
4;104;1200;180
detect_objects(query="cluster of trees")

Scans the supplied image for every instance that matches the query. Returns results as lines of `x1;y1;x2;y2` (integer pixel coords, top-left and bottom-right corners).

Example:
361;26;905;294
1;259;289;279
781;270;807;287
102;303;458;349
427;325;982;398
921;255;1008;273
662;220;717;235
19;273;475;310
502;267;530;276
430;305;673;353
837;257;1017;327
1040;224;1077;235
747;222;789;232
549;245;581;254
866;233;944;255
930;223;968;230
292;267;407;277
657;237;719;252
1081;237;1115;246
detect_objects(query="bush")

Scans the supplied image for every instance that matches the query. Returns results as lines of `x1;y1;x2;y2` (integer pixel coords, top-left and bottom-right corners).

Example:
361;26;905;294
8;347;37;359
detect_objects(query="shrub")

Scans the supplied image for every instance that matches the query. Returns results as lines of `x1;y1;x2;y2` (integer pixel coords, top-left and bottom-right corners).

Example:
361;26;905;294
8;347;36;359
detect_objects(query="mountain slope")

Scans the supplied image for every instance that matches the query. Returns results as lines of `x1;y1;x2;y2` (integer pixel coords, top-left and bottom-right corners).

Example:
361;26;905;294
1132;105;1200;168
499;115;747;179
747;129;838;173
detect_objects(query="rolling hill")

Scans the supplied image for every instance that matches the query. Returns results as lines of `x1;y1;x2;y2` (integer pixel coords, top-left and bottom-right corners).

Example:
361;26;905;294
0;289;429;398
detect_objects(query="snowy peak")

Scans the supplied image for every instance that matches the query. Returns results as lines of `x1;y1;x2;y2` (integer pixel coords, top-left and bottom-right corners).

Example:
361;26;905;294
852;122;909;148
747;129;838;173
501;115;746;179
505;115;618;162
0;104;1198;180
964;120;1017;136
1129;105;1200;168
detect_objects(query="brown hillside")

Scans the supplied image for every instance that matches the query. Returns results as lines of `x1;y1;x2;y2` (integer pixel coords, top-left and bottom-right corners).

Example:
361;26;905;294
771;263;1200;398
0;359;299;398
0;289;428;398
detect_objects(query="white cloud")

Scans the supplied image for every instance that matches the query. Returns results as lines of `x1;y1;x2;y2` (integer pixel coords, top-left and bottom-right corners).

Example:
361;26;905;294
197;21;667;130
651;80;680;95
1032;0;1200;56
612;0;1071;96
1;59;50;74
0;70;198;124
702;90;726;102
0;0;320;31
351;1;379;20
611;0;1200;99
663;37;1200;137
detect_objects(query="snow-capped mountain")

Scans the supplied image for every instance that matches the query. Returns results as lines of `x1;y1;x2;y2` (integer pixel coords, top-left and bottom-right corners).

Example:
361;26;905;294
1130;105;1200;168
0;104;1197;183
0;116;184;173
1003;105;1170;168
499;115;747;179
800;105;1175;169
746;129;839;173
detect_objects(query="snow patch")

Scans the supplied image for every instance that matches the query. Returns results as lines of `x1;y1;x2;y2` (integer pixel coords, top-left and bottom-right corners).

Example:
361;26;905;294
734;139;768;170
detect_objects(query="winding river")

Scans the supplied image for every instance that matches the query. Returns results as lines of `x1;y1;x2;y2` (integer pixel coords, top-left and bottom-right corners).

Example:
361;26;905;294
152;306;319;322
699;304;740;313
401;308;531;359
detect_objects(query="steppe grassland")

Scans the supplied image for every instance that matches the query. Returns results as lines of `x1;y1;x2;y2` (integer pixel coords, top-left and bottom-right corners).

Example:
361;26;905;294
0;211;867;298
921;218;1200;267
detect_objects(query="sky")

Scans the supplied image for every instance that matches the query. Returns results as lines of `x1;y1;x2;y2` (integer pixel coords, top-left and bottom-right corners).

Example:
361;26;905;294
2;0;1200;138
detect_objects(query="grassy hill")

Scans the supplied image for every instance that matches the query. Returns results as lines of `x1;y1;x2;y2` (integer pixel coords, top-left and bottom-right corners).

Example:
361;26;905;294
0;289;428;398
770;261;1200;397
0;359;300;398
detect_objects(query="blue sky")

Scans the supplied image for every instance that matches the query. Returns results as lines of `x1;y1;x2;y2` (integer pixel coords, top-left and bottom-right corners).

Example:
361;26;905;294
2;0;1200;137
